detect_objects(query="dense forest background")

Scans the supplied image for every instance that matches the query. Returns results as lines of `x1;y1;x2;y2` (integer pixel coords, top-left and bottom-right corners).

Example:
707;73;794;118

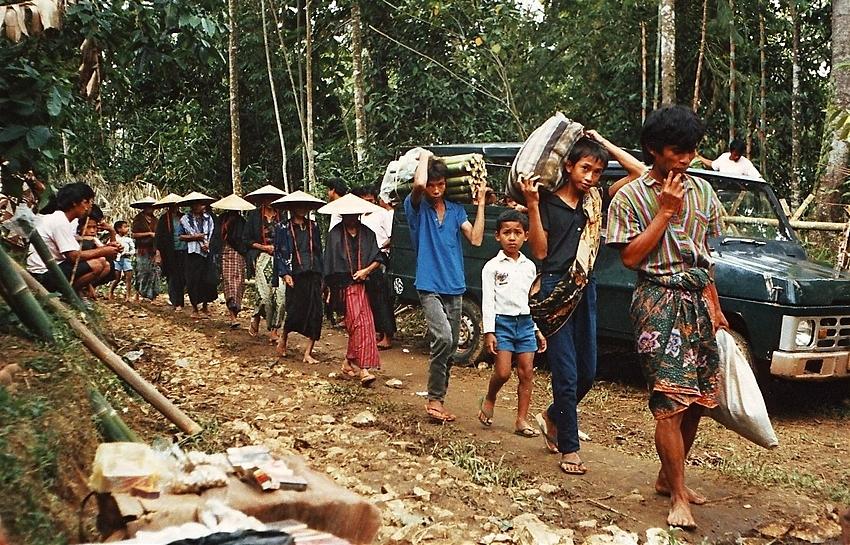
0;0;841;209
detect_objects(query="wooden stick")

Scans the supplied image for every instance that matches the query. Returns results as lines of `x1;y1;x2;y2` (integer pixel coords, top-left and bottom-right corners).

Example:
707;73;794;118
791;193;816;220
587;499;641;523
13;260;202;435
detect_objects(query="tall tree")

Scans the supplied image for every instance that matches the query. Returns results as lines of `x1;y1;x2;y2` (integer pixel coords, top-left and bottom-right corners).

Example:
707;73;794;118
790;0;801;206
305;0;316;192
641;21;648;123
227;0;242;195
729;0;736;141
659;0;676;104
260;0;289;192
819;0;850;220
692;0;708;111
759;9;767;177
351;1;367;164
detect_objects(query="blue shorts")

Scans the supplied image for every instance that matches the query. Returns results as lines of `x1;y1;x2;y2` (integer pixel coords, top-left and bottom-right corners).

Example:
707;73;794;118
114;258;133;272
494;314;538;353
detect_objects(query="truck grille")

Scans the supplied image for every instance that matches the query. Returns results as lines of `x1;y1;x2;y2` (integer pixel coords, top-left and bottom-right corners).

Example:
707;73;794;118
815;316;850;349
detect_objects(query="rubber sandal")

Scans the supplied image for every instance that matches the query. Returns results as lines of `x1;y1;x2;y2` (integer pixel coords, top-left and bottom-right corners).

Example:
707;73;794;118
340;366;357;379
558;459;588;475
514;425;540;438
534;413;560;454
360;373;377;387
425;405;456;423
477;396;493;427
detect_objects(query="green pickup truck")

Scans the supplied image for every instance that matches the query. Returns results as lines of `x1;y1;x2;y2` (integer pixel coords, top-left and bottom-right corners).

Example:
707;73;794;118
388;143;850;383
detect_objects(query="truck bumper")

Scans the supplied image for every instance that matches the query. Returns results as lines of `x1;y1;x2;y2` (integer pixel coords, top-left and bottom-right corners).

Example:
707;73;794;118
770;350;850;380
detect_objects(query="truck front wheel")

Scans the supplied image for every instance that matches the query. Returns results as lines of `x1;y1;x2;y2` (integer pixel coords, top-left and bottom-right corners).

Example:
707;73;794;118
455;298;484;366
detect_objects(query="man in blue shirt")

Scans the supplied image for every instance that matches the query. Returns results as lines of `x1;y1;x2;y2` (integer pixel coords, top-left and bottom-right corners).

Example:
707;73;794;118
404;150;487;422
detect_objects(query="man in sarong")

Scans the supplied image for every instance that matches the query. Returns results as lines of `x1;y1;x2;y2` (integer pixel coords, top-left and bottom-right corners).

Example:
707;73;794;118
606;105;728;529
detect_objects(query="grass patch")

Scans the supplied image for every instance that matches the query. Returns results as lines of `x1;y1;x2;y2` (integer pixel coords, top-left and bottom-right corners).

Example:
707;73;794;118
435;441;523;488
717;457;850;504
322;382;370;406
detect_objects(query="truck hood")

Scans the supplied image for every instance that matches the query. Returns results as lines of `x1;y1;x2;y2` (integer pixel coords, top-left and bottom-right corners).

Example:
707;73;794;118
715;247;850;306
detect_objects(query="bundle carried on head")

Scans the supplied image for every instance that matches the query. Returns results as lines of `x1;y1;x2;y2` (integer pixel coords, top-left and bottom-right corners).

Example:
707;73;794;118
508;113;585;204
380;148;488;205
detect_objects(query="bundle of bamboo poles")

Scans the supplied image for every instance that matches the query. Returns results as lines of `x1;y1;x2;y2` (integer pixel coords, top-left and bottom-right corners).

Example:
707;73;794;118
390;153;487;204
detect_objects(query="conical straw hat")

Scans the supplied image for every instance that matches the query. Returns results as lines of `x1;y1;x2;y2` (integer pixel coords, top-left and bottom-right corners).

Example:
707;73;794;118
211;194;256;211
317;193;384;216
270;190;326;209
153;193;184;207
179;191;216;205
129;196;157;209
245;184;287;203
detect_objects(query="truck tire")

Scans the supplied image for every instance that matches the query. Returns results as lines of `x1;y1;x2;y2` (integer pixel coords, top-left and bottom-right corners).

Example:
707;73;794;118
725;328;774;401
455;298;484;366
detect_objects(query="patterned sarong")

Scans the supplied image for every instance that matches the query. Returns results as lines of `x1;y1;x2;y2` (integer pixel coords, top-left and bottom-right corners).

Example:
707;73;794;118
630;268;720;419
252;252;285;330
221;245;246;314
134;254;161;300
344;283;380;370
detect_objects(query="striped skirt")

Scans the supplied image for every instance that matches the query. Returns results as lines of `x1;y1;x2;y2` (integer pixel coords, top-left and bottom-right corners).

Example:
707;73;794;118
221;245;246;314
344;283;380;370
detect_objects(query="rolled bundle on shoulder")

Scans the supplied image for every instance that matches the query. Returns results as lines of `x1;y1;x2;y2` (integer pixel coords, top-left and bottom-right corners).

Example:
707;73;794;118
508;113;584;204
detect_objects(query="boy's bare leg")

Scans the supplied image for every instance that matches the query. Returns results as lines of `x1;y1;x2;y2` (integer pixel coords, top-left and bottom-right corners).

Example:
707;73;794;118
483;351;513;419
655;407;698;529
656;406;706;504
515;352;534;430
303;339;319;363
124;271;132;301
109;277;119;299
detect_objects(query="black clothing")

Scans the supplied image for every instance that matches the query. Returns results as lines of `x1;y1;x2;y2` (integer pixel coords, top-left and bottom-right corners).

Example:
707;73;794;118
539;190;587;273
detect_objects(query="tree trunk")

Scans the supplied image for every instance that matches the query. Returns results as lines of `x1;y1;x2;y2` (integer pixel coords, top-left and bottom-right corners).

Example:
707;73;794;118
653;3;662;110
692;0;708;111
745;88;754;156
729;0;736;142
659;0;676;105
297;0;307;183
260;0;289;192
759;10;768;177
818;0;850;221
305;0;317;192
351;1;367;165
227;0;242;195
641;21;648;124
790;0;801;207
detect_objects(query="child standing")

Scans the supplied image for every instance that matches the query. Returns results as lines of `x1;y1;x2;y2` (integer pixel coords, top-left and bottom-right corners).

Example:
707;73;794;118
478;210;547;436
110;220;135;300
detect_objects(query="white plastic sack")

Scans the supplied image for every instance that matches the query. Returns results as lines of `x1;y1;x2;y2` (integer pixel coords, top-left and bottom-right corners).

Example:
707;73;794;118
379;147;425;205
709;329;779;449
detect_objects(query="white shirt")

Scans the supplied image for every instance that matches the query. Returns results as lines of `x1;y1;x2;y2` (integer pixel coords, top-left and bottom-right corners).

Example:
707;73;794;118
116;234;135;260
361;208;393;253
26;210;80;274
711;152;762;178
481;250;538;334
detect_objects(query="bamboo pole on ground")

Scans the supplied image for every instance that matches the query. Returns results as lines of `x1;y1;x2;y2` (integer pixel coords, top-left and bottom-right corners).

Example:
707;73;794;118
0;245;53;341
13;260;202;436
89;388;141;442
28;230;87;312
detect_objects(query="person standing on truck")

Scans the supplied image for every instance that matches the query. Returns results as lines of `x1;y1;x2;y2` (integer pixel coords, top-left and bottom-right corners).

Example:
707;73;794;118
606;105;728;529
696;138;761;178
405;150;487;423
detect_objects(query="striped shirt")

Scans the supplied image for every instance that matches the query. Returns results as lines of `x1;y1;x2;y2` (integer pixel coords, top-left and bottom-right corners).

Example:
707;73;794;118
606;172;724;276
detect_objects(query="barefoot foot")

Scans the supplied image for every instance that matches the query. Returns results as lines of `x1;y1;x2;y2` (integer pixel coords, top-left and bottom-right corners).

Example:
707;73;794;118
303;354;319;364
667;498;697;529
655;473;707;505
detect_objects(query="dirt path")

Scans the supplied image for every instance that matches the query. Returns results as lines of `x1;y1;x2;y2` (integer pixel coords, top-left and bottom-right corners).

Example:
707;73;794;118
100;299;848;544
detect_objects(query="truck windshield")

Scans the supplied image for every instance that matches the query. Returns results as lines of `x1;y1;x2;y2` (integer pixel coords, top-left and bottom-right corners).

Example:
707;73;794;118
713;177;792;241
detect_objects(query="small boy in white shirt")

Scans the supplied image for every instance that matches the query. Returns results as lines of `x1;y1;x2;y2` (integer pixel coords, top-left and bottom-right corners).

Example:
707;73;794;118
478;210;547;436
110;220;136;300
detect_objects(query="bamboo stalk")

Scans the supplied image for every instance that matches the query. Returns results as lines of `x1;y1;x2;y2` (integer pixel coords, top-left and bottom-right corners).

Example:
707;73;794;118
28;230;87;312
89;388;141;442
441;153;482;165
13;261;203;436
0;245;53;342
724;216;847;232
791;193;816;220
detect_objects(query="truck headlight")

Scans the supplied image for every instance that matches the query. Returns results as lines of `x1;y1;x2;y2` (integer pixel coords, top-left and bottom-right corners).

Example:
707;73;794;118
795;320;814;347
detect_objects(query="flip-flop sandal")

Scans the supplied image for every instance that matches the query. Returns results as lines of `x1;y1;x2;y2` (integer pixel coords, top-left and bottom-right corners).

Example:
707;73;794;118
360;373;377;387
534;413;560;454
558;459;588;475
477;396;494;427
425;405;456;423
339;366;358;379
514;425;540;438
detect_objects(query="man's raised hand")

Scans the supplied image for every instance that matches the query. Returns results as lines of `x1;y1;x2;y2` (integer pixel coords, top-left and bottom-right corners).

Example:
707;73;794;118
658;171;684;218
519;173;541;206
